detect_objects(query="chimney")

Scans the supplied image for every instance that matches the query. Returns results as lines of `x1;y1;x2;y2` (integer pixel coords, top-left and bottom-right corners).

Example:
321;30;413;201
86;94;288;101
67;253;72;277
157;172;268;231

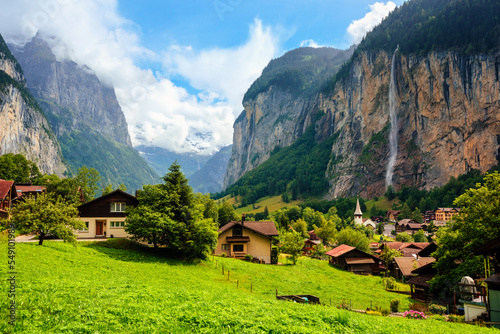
241;213;245;225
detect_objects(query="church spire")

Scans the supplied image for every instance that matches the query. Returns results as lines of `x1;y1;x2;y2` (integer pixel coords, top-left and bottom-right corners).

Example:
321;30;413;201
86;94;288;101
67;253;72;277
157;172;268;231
354;198;362;216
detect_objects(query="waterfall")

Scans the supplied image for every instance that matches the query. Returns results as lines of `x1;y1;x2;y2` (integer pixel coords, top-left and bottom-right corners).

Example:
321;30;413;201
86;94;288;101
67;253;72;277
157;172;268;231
385;46;399;189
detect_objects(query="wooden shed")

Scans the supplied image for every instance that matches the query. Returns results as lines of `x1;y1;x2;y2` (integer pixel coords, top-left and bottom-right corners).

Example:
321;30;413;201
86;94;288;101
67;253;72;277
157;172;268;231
326;244;380;275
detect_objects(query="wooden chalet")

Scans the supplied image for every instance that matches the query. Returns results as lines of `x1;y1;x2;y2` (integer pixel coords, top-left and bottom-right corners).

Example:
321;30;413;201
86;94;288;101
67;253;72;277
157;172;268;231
376;242;430;258
13;183;46;203
407;261;437;302
76;189;138;238
393;257;435;281
215;218;279;264
303;239;322;255
386;210;401;222
424;210;436;223
395;219;427;234
326;244;381;275
0;179;17;218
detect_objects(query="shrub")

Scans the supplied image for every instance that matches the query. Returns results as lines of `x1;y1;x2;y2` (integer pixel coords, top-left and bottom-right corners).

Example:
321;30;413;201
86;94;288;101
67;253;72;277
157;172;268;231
390;299;399;313
403;310;426;320
383;277;397;290
366;310;382;316
429;314;447;322
221;253;227;257
244;254;253;261
448;314;464;323
271;246;279;264
409;302;428;313
429;304;446;315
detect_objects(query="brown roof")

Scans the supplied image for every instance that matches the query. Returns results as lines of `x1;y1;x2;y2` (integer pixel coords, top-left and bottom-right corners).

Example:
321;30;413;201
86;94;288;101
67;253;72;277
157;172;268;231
325;244;355;257
407;274;435;287
16;185;46;193
380;242;430;252
218;221;278;237
345;257;375;265
0;179;14;200
305;239;322;245
437;207;460;212
394;257;435;277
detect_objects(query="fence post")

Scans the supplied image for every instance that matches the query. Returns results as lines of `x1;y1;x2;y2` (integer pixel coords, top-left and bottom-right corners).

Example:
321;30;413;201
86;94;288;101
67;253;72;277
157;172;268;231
222;265;224;275
251;282;253;292
228;270;230;280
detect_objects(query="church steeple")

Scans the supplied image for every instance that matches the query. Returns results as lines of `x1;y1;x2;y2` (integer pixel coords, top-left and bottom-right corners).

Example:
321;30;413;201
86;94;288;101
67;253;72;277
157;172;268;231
354;198;363;225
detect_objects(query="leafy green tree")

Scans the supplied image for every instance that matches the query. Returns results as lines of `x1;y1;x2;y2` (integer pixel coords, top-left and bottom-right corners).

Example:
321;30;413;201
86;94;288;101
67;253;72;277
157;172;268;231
302;207;324;230
377;222;385;235
118;183;127;191
413;229;427;242
102;184;113;196
395;232;413;242
281;192;290;203
432;171;500;291
278;228;305;265
45;177;82;205
263;206;269;219
218;201;237;227
291;218;309;238
399;203;412;220
75;166;101;202
195;193;219;224
380;245;403;276
0;153;42;183
286;206;302;222
336;228;370;252
314;216;338;245
411;207;423;223
8;193;84;245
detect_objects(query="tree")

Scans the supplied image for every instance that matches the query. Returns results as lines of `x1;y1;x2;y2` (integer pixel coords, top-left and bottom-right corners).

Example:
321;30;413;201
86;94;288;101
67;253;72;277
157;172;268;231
411;207;423;223
8;193;84;245
75;166;101;202
263;206;269;219
125;162;218;259
395;232;413;242
0;153;42;183
412;229;427;242
314;217;337;245
380;244;403;276
377;221;385;235
432;171;500;291
336;228;370;252
291;218;309;238
102;184;113;196
281;192;290;203
278;229;304;265
399;203;412;219
218;201;237;227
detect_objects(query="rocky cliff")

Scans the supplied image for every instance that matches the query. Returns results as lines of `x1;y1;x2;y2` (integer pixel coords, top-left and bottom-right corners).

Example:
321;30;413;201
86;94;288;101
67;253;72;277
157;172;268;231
9;36;159;191
0;35;66;175
225;49;500;198
190;145;232;194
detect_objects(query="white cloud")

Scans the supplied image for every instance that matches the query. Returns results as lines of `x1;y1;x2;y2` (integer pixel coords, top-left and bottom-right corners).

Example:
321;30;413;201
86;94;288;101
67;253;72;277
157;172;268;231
0;0;281;154
300;39;323;48
347;2;396;44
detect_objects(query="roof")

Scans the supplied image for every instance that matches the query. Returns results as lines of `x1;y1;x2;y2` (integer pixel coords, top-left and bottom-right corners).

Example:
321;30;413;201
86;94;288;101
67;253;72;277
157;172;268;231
354;199;362;216
407;223;425;229
345;257;375;265
0;179;15;200
437;207;460;212
325;244;355;257
411;260;437;275
16;185;46;193
218;221;279;238
433;221;448;227
474;236;500;256
78;189;138;210
418;243;438;257
406;274;435;288
394;257;435;277
305;239;322;245
380;242;430;252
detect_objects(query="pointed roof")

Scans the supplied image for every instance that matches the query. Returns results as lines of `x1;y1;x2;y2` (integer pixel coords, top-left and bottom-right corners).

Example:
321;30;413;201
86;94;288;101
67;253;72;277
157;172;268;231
354;198;362;216
218;221;279;238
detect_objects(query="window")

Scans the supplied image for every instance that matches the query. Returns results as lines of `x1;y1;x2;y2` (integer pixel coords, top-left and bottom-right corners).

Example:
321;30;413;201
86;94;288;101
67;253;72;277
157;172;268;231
78;222;89;232
110;221;125;228
222;244;228;251
233;244;244;252
232;225;242;237
110;202;126;212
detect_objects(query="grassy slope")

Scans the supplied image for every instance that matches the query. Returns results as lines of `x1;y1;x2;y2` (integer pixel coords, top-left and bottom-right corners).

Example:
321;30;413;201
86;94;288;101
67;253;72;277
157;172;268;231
1;240;495;333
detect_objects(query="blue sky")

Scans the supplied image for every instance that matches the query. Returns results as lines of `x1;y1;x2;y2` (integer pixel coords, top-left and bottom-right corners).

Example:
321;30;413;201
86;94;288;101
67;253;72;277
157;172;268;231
0;0;405;154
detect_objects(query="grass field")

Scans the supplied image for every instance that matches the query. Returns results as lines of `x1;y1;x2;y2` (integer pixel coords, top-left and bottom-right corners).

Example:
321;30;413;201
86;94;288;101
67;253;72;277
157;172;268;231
1;239;496;333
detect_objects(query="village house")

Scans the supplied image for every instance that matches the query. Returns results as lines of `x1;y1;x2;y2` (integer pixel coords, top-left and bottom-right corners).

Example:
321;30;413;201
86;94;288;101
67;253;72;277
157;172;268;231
326;244;381;275
376;242;430;258
435;207;460;221
215;217;278;264
0;179;16;218
386;210;401;222
407;261;437;302
302;230;322;255
13;183;46;203
393;256;435;282
75;189;138;238
395;219;427;234
424;210;436;223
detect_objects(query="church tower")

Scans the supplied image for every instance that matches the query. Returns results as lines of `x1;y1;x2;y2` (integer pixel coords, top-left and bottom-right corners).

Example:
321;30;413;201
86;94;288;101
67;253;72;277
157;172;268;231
354;198;363;225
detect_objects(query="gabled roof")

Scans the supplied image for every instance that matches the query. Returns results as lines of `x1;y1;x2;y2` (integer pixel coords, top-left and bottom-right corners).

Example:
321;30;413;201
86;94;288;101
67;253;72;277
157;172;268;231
326;244;355;257
394;257;435;277
418;243;438;257
218;221;279;238
437;207;460;212
78;189;138;209
380;242;430;251
0;179;15;200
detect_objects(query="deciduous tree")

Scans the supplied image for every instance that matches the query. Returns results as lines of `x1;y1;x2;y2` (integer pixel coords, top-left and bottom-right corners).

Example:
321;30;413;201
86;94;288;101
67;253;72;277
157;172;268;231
278;228;304;265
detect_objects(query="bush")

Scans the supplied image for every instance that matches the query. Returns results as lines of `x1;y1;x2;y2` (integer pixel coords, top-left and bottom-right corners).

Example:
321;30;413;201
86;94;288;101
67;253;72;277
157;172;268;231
383;277;397;290
403;310;426;320
221;253;227;257
428;314;447;322
409;302;428;313
448;314;464;323
381;309;390;316
390;299;399;313
429;304;446;315
366;310;382;316
271;246;279;264
244;254;253;261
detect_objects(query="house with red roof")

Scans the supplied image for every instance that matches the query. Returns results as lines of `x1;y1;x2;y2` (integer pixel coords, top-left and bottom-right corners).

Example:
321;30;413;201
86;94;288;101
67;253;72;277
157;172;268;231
0;179;17;218
215;217;279;264
325;244;381;275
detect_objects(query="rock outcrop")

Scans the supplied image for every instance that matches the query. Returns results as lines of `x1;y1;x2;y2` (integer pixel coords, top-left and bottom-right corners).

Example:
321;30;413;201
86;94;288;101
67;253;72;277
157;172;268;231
225;50;500;198
0;34;66;175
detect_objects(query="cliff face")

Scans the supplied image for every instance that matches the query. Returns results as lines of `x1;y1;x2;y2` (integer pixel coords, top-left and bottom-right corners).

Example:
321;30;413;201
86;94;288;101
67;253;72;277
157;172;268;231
225;50;500;198
190;145;232;194
10;37;132;146
0;36;66;175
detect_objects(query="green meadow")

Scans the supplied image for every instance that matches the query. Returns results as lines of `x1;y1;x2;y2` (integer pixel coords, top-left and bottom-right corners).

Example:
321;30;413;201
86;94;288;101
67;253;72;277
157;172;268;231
1;239;496;333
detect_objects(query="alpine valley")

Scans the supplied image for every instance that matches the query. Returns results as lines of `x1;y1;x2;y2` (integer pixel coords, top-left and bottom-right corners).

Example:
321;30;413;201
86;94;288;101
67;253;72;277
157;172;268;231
222;0;500;201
